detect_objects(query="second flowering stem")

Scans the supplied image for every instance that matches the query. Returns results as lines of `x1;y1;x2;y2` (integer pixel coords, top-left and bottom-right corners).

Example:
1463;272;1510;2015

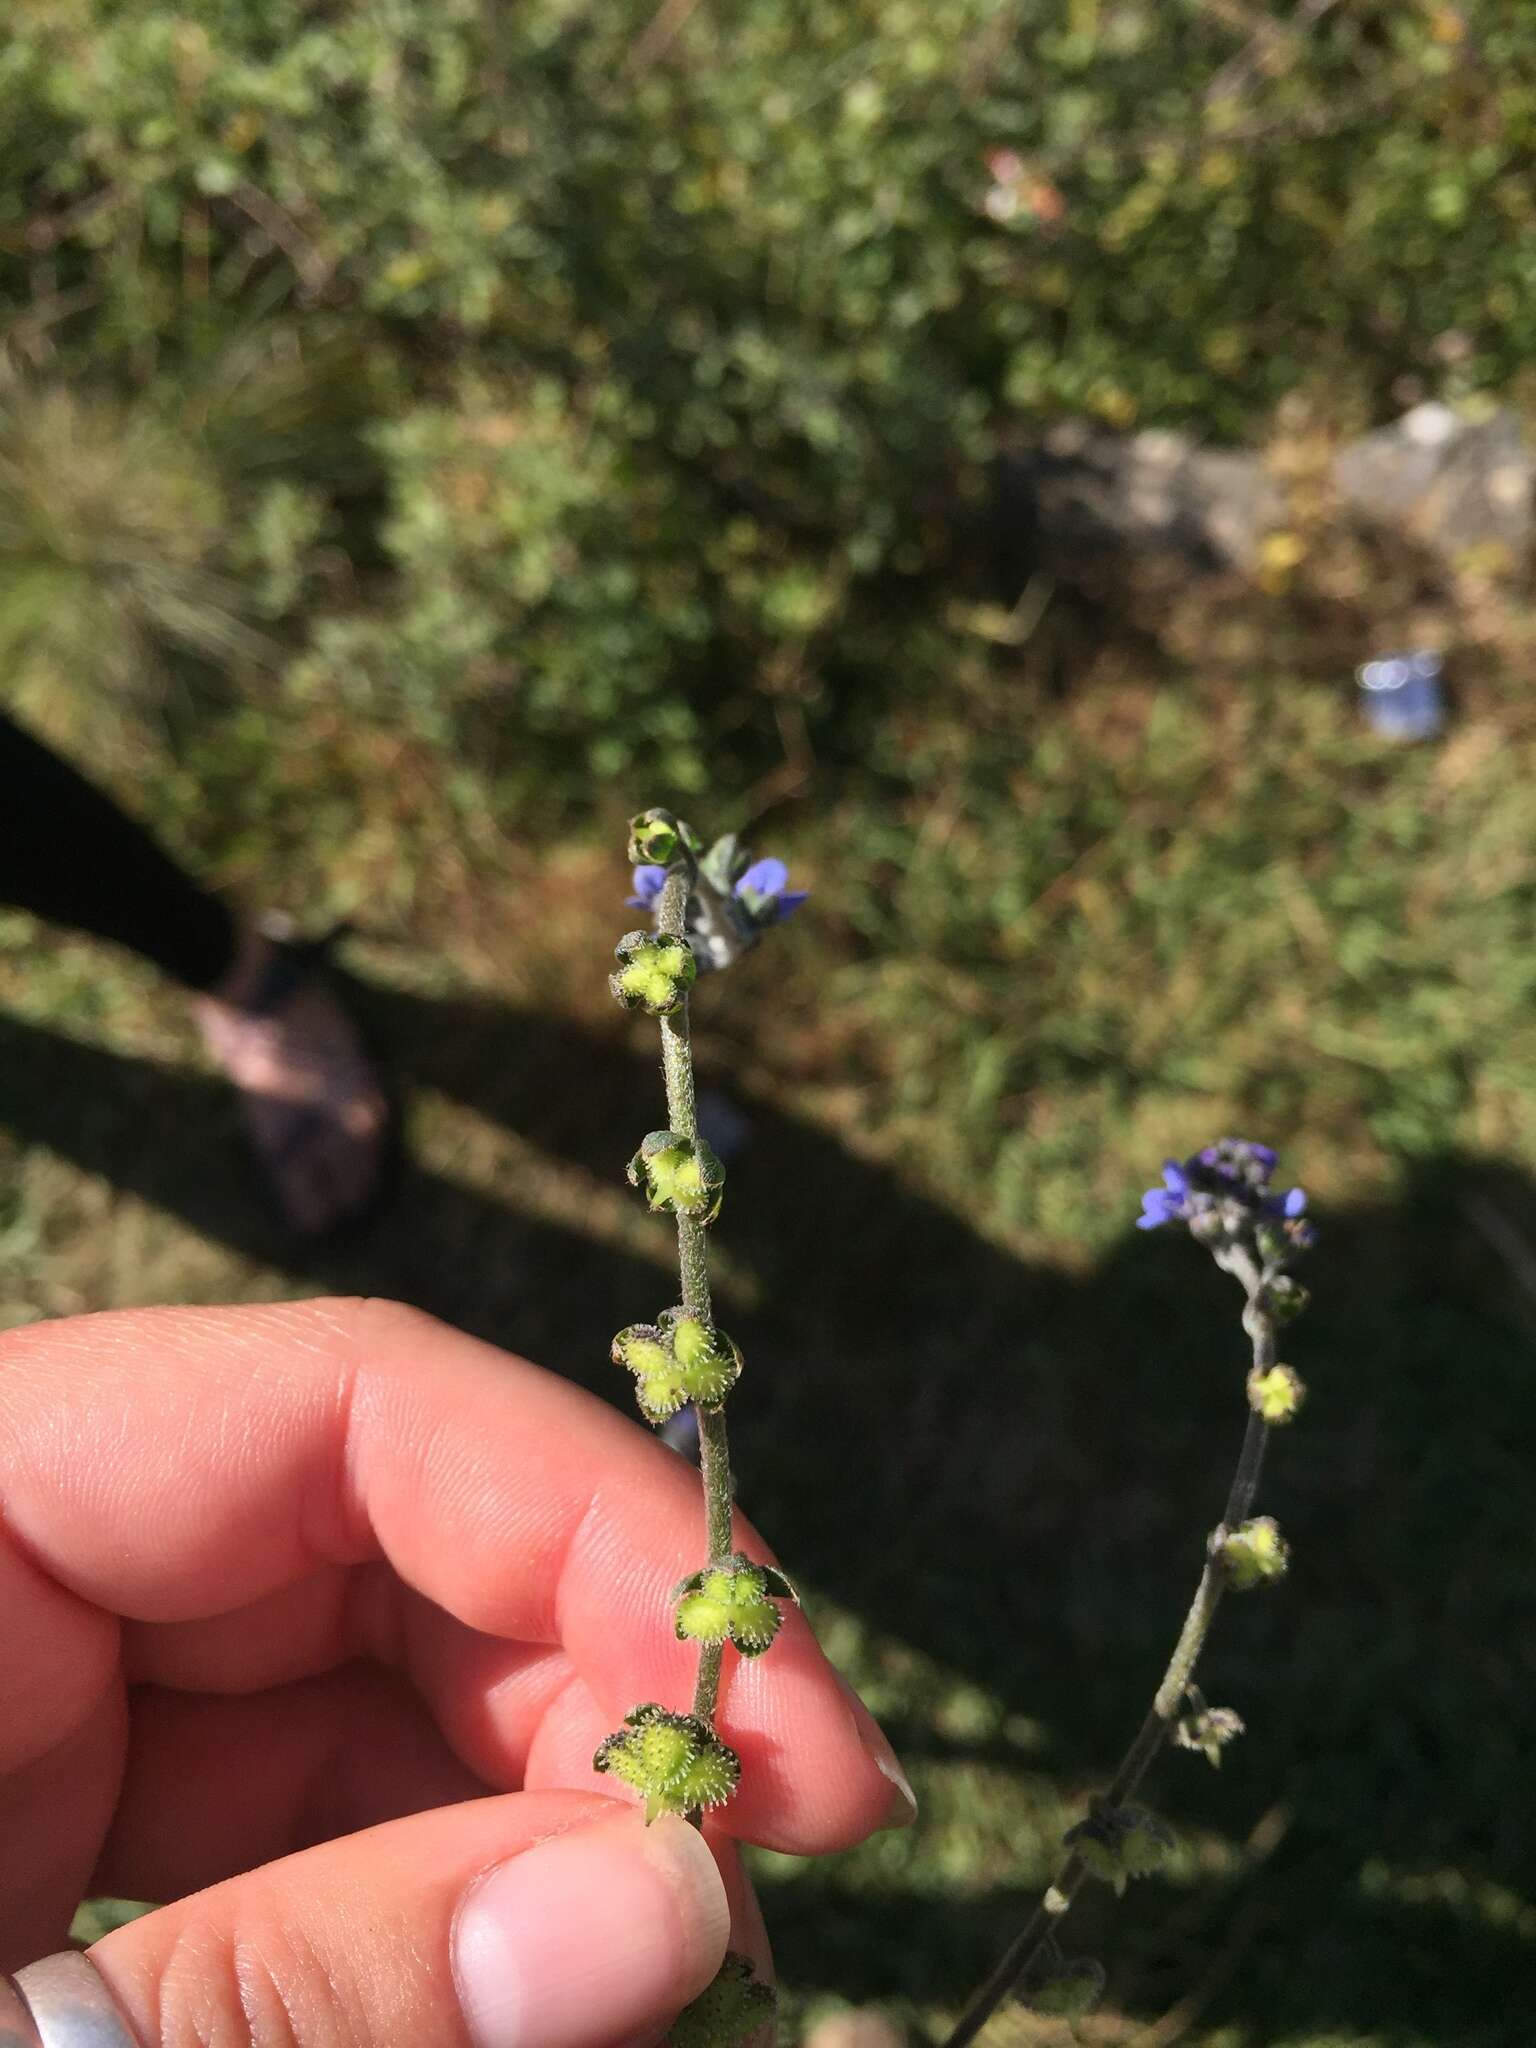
941;1166;1302;2048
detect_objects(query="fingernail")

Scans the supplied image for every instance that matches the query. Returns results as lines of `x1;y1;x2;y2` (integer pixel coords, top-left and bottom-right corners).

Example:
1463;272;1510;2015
873;1752;918;1831
835;1672;918;1830
454;1812;729;2048
806;2016;909;2048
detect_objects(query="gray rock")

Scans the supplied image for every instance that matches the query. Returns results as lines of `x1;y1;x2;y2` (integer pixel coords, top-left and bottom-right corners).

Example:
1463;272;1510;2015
1332;402;1533;562
1009;422;1283;575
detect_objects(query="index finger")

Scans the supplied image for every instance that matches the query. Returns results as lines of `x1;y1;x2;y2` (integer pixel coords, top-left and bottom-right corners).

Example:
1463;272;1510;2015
0;1297;907;1853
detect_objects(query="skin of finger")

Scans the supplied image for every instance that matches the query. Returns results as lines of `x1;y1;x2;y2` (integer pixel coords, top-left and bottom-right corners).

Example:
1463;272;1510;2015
93;1666;490;1903
101;1617;858;1916
0;1520;123;1964
90;1790;731;2048
0;1299;898;1853
702;1826;774;1986
0;1519;118;1776
0;1689;126;1972
121;1563;358;1692
124;1569;577;1794
122;1571;874;1858
135;1592;883;1867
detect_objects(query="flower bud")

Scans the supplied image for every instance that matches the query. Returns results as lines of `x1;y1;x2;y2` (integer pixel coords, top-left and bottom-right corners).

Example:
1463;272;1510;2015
593;1702;741;1822
1247;1362;1306;1424
1261;1273;1310;1323
628;1129;726;1223
1255;1220;1288;1264
1219;1515;1290;1590
1063;1801;1174;1897
626;808;700;870
669;1952;776;2048
610;930;697;1016
1028;1957;1105;2022
674;1553;797;1657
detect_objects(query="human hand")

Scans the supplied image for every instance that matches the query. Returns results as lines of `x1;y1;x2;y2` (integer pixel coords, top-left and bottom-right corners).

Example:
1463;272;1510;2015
0;1299;912;2045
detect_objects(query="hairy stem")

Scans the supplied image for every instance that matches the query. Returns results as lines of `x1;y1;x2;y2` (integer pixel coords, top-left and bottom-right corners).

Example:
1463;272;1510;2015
690;1406;734;1721
939;1265;1278;2048
655;863;735;1729
657;873;711;1322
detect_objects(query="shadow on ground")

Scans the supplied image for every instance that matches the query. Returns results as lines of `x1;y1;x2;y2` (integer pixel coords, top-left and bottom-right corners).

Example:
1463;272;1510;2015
3;985;1534;2047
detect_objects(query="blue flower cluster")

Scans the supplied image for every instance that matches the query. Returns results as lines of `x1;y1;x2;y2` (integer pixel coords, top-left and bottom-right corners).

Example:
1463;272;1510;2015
629;855;808;925
1137;1139;1315;1248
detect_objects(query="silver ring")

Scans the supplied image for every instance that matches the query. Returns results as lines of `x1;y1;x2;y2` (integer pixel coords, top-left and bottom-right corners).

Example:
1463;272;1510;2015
9;1955;142;2048
2;1973;44;2048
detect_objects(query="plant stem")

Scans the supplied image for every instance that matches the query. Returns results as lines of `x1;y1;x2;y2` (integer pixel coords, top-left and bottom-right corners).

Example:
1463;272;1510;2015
657;868;714;1326
939;1268;1278;2048
691;1405;732;1721
655;862;735;1729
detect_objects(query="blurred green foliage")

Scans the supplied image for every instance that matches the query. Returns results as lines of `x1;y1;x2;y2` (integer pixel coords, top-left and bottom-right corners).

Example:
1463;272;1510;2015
7;0;1536;1264
819;679;1536;1243
6;0;1536;791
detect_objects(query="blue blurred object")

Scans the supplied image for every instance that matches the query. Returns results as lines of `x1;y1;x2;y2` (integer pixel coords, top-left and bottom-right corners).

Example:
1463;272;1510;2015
660;1403;701;1463
1356;650;1445;740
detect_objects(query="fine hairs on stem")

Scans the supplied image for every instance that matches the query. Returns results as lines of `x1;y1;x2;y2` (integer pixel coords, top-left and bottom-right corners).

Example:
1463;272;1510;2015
598;809;807;2048
654;859;735;1724
942;1140;1315;2043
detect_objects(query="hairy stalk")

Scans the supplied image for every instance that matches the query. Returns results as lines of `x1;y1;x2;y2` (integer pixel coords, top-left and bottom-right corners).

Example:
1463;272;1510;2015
599;817;795;2045
940;1267;1279;2048
657;870;713;1323
655;863;735;1727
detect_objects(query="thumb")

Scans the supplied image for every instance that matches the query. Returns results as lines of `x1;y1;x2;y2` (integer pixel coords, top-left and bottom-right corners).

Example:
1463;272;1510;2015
89;1790;730;2048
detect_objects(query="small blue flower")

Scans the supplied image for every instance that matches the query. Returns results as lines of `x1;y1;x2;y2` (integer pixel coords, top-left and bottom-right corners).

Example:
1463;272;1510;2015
1281;1190;1317;1249
626;855;807;923
1136;1139;1315;1253
1198;1140;1275;1186
627;864;668;909
625;835;808;970
733;857;809;924
1137;1187;1185;1230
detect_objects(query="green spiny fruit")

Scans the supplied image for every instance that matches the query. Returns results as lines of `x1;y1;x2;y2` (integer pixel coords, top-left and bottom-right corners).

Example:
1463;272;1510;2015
1219;1515;1290;1590
609;931;696;1016
628;1130;725;1223
612;1325;689;1424
669;1953;776;2048
675;1554;797;1656
676;1743;741;1811
1173;1697;1246;1768
593;1705;740;1822
1247;1362;1306;1423
663;1311;742;1407
1063;1802;1175;1897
